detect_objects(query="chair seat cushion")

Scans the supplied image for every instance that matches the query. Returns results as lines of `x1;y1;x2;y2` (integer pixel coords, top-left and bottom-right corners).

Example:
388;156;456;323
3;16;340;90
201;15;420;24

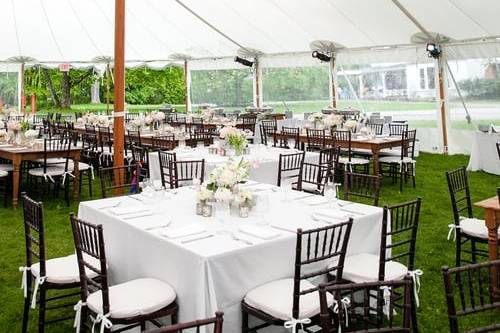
378;156;414;164
379;149;402;157
293;183;322;194
460;218;497;239
28;166;68;177
0;170;8;177
67;161;92;171
30;254;99;284
0;164;13;172
337;253;407;283
243;278;333;321
34;158;67;165
87;278;176;319
338;157;370;165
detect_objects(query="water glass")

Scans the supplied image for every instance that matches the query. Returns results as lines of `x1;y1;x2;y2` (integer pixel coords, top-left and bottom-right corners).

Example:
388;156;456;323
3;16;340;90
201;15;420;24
256;194;270;225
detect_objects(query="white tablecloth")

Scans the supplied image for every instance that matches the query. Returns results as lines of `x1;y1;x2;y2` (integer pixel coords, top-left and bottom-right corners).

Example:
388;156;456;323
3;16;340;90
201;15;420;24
467;131;500;175
78;186;383;332
149;145;317;186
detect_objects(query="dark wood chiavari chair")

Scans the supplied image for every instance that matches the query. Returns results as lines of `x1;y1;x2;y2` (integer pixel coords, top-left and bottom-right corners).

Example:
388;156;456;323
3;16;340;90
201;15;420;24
319;277;413;333
339;198;422;332
319;146;341;182
334;130;370;174
158;151;177;189
20;194;86;333
241;220;353;332
306;128;327;152
131;145;150;178
125;112;140;123
275;126;300;149
367;122;384;136
294;162;330;195
259;120;277;145
445;167;494;267
277;151;305;187
169;160;205;189
84;124;96;134
442;260;500;333
98;164;142;198
379;129;417;191
389;123;408;137
27;136;73;205
151;134;176;151
144;312;224;333
187;130;213;148
70;215;179;333
127;129;142;147
497;142;500;160
343;172;381;206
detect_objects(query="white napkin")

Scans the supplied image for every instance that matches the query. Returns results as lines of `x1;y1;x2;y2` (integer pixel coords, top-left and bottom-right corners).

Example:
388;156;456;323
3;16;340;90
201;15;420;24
127;216;171;230
301;196;329;206
160;224;206;239
312;209;350;222
239;225;280;240
109;206;151;216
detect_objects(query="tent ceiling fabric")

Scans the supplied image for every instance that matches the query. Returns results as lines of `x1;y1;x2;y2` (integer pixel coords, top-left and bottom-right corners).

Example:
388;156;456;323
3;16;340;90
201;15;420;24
0;0;498;65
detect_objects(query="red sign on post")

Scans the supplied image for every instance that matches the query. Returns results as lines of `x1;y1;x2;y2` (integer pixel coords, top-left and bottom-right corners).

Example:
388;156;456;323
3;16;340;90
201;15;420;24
58;63;70;72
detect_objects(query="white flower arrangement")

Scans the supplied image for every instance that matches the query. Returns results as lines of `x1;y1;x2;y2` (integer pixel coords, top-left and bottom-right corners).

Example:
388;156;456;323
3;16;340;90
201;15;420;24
220;126;248;154
214;187;233;203
207;158;250;193
76;117;85;126
197;185;214;203
144;114;154;126
219;126;239;139
323;114;344;128
344;120;358;131
130;117;145;129
96;115;110;127
201;108;215;122
307;112;324;123
235;190;253;206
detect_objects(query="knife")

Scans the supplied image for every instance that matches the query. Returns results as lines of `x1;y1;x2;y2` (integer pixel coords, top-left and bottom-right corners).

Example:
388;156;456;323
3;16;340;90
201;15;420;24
181;234;214;244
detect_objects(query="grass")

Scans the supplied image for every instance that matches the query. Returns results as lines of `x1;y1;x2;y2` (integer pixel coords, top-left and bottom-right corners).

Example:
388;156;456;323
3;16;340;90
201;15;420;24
0;153;499;332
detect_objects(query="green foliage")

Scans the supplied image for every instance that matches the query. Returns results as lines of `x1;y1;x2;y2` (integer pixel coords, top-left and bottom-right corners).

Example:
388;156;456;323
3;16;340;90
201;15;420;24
459;78;500;100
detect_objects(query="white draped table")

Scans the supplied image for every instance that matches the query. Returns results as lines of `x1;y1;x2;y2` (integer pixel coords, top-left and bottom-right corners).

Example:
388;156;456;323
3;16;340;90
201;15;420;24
467;131;500;175
149;145;318;186
78;185;383;332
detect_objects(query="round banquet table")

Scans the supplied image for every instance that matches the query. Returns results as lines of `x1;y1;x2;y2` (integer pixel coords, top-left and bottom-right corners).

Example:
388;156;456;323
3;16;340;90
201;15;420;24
467;131;500;175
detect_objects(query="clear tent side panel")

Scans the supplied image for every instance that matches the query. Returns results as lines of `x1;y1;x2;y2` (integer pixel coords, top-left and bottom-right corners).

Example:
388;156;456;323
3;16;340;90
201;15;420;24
336;50;442;154
445;57;500;155
190;68;253;112
0;64;20;111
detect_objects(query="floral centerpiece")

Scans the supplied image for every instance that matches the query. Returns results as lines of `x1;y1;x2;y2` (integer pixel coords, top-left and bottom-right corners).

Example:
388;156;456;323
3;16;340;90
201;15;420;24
323;114;344;132
344;119;358;132
219;126;248;155
307;112;324;128
130;117;145;129
234;190;254;207
201;108;215;122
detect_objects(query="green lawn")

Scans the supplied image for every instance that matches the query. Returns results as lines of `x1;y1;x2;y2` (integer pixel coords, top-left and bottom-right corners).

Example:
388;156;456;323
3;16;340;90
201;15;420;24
0;153;499;332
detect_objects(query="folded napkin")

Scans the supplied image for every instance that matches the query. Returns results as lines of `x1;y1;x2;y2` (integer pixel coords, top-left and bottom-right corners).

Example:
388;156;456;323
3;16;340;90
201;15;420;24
127;216;171;230
239;225;280;240
109;206;151;216
312;209;350;222
301;196;329;206
160;224;206;239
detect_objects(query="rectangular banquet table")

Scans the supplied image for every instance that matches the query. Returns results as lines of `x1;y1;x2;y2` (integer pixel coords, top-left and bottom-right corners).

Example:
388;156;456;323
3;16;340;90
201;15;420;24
149;145;318;186
78;184;384;332
0;144;81;208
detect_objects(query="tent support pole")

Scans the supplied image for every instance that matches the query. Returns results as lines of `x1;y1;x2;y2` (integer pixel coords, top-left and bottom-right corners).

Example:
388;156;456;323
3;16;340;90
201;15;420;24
330;56;337;108
437;55;449;155
184;60;191;113
254;58;262;108
20;62;25;114
106;63;111;115
113;0;126;192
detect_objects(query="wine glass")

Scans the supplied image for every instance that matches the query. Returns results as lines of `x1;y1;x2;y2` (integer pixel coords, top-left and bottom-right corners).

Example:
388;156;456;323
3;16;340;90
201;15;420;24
324;181;339;208
256;194;270;226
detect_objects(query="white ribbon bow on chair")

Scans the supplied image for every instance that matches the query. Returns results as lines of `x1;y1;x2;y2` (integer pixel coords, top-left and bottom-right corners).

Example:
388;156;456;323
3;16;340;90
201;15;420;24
73;300;86;333
31;276;46;309
284;317;311;333
447;224;461;241
91;313;113;333
380;286;392;319
62;171;75;185
19;266;30;298
408;269;423;307
43;173;55;183
332;297;351;333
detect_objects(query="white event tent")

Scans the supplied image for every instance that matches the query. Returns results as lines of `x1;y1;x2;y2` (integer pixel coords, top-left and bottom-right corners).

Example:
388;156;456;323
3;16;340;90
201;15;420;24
1;0;499;154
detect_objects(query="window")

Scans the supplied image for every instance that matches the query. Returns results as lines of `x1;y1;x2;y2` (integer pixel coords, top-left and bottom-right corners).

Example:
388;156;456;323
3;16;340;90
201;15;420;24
427;67;435;89
419;68;426;89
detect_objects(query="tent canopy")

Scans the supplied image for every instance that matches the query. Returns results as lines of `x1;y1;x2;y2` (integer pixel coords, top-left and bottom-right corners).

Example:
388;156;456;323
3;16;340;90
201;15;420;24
0;0;499;65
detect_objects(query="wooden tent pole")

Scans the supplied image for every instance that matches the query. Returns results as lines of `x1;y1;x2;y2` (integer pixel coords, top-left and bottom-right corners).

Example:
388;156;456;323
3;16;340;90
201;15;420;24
113;0;126;190
437;55;449;155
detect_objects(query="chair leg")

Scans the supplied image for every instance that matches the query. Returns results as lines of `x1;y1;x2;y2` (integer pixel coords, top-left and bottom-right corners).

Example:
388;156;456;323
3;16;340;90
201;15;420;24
21;277;32;333
171;310;178;325
471;239;477;264
399;168;404;192
140;321;146;331
88;171;93;198
456;234;462;268
242;308;249;333
38;286;46;333
411;292;419;333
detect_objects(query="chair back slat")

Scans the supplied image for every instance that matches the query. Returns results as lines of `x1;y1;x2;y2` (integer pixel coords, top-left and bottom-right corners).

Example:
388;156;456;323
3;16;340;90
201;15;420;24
159;151;177;189
389;123;408;137
380;198;422;279
446;167;474;224
22;194;46;274
306;128;327;151
297;163;330;195
274;127;299;149
344;172;381;206
367;122;384;135
70;215;110;313
99;164;141;198
277;152;305;187
152;135;176;151
442;260;500;333
169;160;205;188
291;220;353;319
319;278;413;332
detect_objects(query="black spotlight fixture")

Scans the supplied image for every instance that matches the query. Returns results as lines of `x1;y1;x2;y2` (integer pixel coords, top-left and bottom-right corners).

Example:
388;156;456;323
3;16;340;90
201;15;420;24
312;51;332;62
234;56;254;67
426;43;441;59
